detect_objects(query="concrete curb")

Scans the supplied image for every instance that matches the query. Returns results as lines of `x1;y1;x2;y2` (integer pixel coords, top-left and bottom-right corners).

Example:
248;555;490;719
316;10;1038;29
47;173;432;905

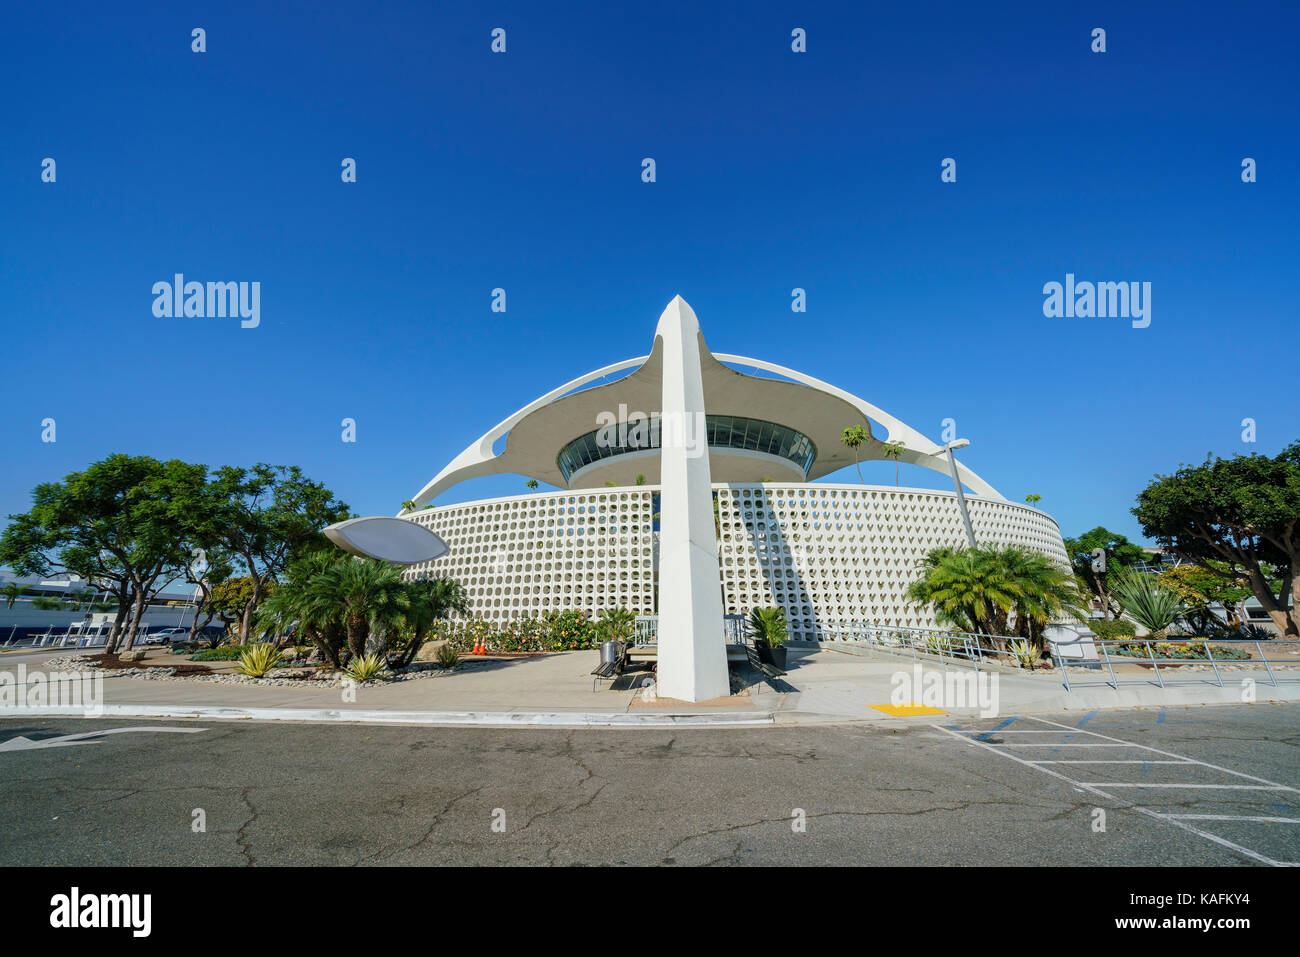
0;704;775;728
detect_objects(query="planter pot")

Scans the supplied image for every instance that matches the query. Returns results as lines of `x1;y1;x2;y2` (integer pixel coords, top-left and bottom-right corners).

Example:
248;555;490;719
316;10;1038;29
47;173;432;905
599;640;627;666
767;645;788;670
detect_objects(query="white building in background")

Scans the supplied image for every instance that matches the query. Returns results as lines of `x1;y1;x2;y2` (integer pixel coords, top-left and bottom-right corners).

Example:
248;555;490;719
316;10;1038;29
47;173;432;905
398;297;1069;665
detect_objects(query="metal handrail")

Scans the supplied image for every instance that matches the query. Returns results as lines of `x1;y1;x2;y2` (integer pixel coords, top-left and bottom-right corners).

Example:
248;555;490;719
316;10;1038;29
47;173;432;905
810;621;1029;671
1050;636;1300;692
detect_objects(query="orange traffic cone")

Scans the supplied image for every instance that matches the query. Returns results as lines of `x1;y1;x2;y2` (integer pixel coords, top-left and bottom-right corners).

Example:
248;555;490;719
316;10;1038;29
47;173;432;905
472;636;486;656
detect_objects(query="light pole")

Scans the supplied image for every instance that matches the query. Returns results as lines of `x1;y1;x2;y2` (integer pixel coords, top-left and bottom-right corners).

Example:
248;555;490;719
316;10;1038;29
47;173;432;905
939;438;977;549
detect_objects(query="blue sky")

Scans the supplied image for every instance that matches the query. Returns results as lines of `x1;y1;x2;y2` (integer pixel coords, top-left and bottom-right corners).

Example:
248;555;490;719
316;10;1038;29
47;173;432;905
2;0;1296;545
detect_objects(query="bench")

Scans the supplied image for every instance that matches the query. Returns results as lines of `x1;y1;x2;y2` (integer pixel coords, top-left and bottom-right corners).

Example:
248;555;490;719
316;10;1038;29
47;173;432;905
744;643;787;691
591;646;629;691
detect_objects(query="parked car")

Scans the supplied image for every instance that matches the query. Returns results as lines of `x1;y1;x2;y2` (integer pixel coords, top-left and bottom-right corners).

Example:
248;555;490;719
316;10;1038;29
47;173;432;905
143;627;189;646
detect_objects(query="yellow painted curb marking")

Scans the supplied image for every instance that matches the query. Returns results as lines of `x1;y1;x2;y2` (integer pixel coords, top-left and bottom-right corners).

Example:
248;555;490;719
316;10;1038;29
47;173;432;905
869;703;948;716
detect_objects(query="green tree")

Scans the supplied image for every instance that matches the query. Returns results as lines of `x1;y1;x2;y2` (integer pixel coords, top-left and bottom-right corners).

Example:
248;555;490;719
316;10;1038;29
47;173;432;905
208;577;262;645
255;552;348;666
0;582;31;610
524;481;538;490
316;557;409;660
393;577;469;667
183;546;234;646
205;464;349;643
1062;527;1148;620
907;545;1083;649
1025;494;1042;506
881;440;906;486
1158;563;1252;632
1132;443;1300;637
0;454;210;651
841;425;869;484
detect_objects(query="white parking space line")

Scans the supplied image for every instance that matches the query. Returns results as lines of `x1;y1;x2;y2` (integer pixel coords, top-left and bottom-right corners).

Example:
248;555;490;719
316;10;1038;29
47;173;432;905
1162;815;1300;824
933;716;1299;867
992;742;1147;747
1024;715;1300;793
1080;783;1288;790
1032;760;1191;765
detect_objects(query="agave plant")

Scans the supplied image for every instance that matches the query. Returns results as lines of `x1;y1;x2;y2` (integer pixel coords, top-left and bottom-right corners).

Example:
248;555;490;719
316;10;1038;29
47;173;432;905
236;643;283;677
341;652;389;682
747;606;789;648
1010;638;1042;670
435;642;462;669
1112;572;1185;640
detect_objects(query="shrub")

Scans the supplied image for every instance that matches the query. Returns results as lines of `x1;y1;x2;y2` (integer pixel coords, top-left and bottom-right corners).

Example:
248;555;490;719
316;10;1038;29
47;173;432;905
1113;573;1185;639
1089;619;1136;639
436;610;600;654
595;607;636;643
193;643;269;662
923;633;954;656
1011;638;1042;669
747;607;789;647
1114;641;1251;661
436;642;461;669
341;653;388;682
236;643;283;677
541;609;598;650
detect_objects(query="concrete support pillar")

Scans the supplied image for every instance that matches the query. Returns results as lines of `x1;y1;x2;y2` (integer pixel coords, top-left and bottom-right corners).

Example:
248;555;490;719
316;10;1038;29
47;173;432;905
654;296;731;702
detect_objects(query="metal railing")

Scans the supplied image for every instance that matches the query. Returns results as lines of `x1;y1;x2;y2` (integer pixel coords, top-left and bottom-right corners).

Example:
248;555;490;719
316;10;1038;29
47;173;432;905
809;621;1029;671
633;614;749;647
1050;636;1300;692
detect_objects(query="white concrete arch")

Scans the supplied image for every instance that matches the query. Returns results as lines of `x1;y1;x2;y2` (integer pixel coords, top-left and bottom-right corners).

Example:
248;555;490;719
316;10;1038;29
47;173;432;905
712;354;1004;500
406;300;1006;510
403;355;650;512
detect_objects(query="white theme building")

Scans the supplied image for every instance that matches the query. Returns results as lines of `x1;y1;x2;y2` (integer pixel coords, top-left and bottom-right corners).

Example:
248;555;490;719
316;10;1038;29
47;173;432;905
400;297;1068;698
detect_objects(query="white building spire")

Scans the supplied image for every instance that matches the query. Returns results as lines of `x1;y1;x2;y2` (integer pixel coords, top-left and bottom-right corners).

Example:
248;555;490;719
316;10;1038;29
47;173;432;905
652;296;731;702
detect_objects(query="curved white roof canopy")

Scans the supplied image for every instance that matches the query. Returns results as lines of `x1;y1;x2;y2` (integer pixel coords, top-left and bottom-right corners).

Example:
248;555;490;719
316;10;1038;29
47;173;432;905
324;517;450;564
406;298;1003;510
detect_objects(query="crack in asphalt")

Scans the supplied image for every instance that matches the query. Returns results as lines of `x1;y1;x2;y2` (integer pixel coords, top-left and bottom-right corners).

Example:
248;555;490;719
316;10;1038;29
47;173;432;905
235;787;258;867
350;785;487;866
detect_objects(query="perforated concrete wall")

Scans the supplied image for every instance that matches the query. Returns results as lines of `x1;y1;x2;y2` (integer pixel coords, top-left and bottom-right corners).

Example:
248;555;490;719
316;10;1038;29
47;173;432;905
715;484;1069;639
406;483;1069;636
405;488;658;621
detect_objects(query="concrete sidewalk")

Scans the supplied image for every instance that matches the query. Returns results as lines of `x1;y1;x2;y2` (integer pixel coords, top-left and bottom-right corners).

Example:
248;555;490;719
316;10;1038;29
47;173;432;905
3;645;1298;727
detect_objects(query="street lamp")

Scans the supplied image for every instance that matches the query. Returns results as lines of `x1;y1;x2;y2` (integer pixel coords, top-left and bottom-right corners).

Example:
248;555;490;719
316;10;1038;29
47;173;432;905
938;438;977;549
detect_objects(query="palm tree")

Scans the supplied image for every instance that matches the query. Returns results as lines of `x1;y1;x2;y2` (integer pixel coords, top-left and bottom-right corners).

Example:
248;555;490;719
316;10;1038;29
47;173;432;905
395;577;469;667
1;582;31;610
881;440;906;486
1025;494;1042;506
525;480;538;490
595;606;636;643
841;425;869;484
746;606;789;647
255;552;348;667
993;545;1086;649
906;545;1083;651
317;557;409;661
